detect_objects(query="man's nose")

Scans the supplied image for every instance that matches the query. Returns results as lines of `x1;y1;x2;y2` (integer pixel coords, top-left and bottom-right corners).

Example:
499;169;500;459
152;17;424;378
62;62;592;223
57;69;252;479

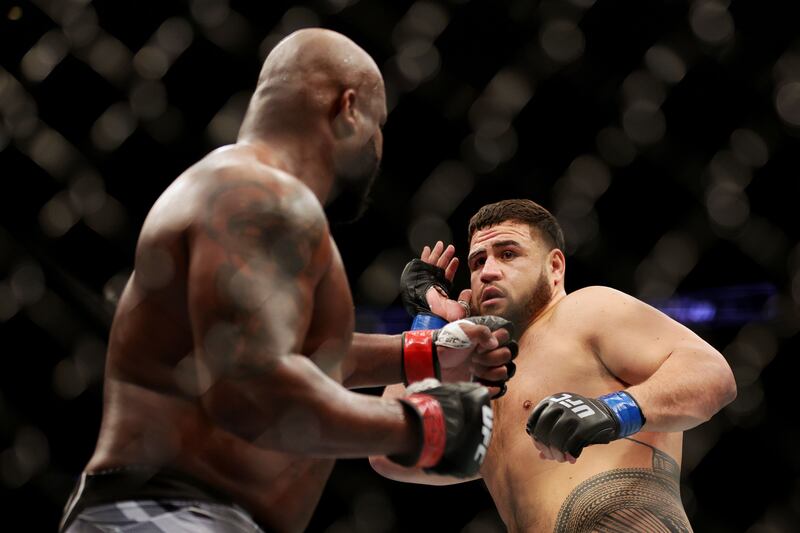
480;256;502;282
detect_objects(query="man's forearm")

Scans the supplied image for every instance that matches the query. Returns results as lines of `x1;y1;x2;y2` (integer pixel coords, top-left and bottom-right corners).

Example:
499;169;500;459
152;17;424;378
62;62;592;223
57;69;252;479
204;353;419;457
626;345;737;433
341;333;404;389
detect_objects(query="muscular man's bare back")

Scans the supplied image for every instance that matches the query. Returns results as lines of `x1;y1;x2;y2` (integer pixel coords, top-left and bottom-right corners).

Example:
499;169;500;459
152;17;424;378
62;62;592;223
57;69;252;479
85;145;351;530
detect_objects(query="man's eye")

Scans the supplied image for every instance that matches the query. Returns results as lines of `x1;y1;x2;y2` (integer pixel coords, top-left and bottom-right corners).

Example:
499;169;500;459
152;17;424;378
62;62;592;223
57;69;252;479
502;251;515;259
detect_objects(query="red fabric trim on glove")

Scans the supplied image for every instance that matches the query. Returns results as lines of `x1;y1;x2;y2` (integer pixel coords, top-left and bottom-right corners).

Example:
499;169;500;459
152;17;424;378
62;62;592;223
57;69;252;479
402;330;437;384
404;393;446;468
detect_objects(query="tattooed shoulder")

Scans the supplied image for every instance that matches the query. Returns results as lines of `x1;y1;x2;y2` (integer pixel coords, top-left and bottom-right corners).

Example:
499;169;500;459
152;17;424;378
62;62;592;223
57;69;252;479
193;174;329;378
202;176;328;277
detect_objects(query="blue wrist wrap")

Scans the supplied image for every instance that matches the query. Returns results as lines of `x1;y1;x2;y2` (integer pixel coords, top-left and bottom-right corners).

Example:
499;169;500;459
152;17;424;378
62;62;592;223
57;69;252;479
598;391;645;438
411;314;447;331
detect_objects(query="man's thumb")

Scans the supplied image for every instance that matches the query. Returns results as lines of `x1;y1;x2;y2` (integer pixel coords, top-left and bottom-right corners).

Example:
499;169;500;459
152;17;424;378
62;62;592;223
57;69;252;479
458;289;472;306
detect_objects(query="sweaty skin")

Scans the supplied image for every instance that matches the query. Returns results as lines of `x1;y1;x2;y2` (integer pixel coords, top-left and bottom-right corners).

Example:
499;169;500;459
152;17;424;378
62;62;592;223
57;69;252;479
373;221;736;532
78;29;513;533
84;29;396;532
87;147;355;531
480;289;687;532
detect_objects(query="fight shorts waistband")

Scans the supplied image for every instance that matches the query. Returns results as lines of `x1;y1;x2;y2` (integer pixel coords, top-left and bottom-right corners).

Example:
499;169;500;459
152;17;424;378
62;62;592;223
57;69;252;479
59;465;236;532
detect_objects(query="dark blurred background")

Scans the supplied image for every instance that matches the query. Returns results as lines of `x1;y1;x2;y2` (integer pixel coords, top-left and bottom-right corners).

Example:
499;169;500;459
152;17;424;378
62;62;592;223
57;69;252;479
1;0;798;531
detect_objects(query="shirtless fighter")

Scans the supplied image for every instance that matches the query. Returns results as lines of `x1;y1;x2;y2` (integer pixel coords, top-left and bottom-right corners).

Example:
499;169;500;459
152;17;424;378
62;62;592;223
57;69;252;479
60;30;517;532
372;199;737;532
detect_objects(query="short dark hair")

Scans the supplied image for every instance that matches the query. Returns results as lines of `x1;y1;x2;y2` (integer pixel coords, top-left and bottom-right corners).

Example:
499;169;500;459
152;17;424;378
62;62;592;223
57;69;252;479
468;199;565;251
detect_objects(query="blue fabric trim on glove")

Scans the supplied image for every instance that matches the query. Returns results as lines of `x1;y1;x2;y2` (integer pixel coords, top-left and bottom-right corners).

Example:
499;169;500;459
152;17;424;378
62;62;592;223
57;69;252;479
598;391;645;438
411;314;448;330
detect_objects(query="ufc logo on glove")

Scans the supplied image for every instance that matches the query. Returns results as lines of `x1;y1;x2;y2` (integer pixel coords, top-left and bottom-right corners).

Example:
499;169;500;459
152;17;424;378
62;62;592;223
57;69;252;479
549;393;597;419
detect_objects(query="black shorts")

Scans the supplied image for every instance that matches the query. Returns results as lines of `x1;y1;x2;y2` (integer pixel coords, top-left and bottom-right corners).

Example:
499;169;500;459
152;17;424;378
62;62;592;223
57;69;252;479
60;466;265;533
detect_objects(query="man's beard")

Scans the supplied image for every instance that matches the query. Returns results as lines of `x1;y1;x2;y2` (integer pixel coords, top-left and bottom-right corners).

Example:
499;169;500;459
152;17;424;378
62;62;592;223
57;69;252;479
325;140;380;225
500;269;553;328
523;272;553;322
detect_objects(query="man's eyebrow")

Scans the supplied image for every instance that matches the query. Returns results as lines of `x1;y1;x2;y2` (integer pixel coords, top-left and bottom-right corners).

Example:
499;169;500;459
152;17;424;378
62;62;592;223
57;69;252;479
492;239;522;249
467;247;485;262
467;240;522;261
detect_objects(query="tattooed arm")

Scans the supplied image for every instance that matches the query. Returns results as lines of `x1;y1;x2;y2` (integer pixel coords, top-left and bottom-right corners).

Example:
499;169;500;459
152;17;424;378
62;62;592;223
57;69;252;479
576;286;737;432
187;176;418;457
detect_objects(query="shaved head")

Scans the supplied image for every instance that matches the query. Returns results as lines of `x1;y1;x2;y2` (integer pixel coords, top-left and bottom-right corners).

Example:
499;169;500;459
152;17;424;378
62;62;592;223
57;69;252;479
239;29;386;223
241;28;385;137
258;29;383;101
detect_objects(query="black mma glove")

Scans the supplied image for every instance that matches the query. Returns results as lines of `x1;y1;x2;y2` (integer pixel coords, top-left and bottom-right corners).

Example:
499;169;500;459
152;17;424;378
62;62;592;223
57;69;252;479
389;379;493;478
400;258;452;330
525;391;646;459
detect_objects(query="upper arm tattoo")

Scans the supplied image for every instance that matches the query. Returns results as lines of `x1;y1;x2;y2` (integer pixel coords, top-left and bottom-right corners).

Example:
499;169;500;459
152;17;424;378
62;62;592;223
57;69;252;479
198;179;326;377
204;181;324;276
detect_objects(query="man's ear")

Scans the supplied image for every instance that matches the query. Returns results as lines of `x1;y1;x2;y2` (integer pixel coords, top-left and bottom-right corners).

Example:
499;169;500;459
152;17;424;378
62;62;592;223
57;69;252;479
332;89;358;139
549;248;566;285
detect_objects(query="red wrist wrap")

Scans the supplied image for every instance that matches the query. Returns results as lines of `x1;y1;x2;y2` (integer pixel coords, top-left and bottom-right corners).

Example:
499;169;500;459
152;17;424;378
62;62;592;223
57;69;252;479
402;330;438;384
404;393;446;468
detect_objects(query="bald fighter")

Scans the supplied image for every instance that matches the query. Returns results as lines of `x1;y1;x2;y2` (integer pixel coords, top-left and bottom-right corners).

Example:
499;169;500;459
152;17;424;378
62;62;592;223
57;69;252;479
372;199;737;532
60;30;516;533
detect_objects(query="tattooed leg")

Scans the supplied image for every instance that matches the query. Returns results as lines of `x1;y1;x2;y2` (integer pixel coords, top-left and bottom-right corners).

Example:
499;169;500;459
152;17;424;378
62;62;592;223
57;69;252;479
553;440;692;533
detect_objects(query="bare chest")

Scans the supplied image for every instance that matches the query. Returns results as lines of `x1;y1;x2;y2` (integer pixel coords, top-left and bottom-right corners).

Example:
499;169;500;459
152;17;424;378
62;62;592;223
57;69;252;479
483;329;624;471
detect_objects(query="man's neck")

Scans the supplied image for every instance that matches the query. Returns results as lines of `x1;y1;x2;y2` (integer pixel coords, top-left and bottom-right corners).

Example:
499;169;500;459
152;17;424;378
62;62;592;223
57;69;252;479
237;134;335;205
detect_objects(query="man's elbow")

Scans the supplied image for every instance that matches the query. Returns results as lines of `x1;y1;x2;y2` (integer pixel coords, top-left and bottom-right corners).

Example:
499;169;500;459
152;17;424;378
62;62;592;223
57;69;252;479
709;350;737;411
201;381;271;442
720;363;738;407
369;456;400;481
